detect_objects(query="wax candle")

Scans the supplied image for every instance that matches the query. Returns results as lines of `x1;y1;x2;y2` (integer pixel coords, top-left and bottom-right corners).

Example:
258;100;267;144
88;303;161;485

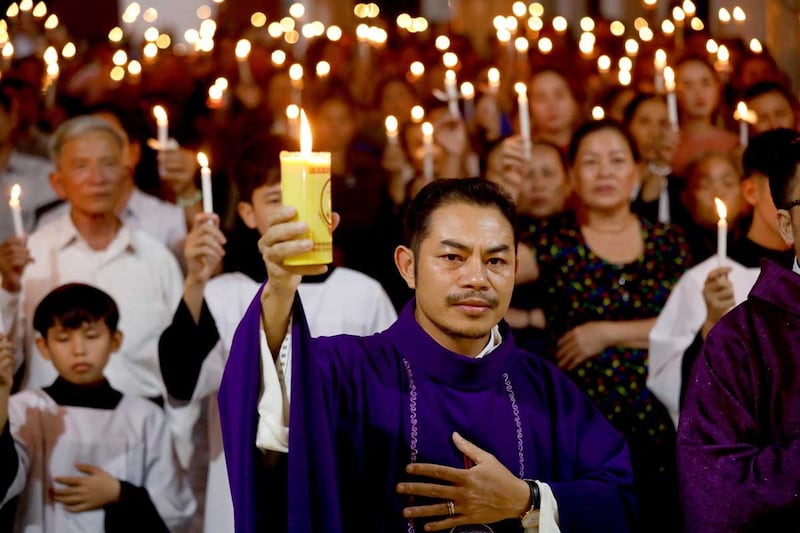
515;82;531;158
444;69;460;117
422;121;434;180
235;39;254;85
714;197;727;264
461;82;475;124
654;49;667;94
487;67;500;96
385;115;399;145
280;109;332;265
9;183;23;237
664;66;679;131
734;101;756;148
197;152;213;214
152;105;168;148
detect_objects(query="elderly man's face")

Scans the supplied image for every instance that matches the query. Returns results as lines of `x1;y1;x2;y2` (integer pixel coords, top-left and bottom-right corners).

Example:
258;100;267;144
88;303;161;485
50;130;126;217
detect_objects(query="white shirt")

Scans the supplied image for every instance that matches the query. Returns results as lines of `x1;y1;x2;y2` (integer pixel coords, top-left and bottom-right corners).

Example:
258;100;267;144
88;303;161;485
165;268;397;533
4;390;195;531
36;187;186;257
257;313;559;532
0;213;183;397
0;150;56;239
648;255;760;428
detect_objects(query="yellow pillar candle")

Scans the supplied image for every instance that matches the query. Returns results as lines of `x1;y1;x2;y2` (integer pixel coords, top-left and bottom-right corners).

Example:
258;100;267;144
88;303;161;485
280;109;332;265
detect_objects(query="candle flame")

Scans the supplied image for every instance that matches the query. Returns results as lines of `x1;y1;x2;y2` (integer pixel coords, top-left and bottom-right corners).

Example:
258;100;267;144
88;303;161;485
421;121;433;137
654;49;666;68
385;115;398;133
717;45;729;62
734;101;749;121
714;197;727;220
460;82;474;99
152;105;167;125
300;109;312;154
10;183;20;205
514;81;527;95
235;39;251;59
592;106;605;120
487;67;500;85
197;152;209;168
664;66;675;91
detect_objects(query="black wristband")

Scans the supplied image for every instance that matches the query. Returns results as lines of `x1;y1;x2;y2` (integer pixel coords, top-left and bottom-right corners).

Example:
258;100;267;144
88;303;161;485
524;478;540;510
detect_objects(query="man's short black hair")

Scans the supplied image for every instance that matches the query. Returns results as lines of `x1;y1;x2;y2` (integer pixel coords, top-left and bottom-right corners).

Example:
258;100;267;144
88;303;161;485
403;178;518;257
32;283;120;337
742;128;800;209
230;134;297;203
743;81;798;110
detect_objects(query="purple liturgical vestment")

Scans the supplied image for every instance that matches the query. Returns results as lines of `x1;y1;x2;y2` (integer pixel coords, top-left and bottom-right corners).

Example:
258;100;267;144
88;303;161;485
219;291;636;532
678;259;800;531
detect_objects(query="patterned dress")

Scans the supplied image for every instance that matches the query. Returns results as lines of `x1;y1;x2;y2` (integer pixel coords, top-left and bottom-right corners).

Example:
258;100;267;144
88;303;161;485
528;215;690;531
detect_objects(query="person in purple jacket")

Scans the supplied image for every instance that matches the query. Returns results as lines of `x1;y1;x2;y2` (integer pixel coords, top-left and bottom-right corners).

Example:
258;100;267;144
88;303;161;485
218;178;635;532
678;131;800;531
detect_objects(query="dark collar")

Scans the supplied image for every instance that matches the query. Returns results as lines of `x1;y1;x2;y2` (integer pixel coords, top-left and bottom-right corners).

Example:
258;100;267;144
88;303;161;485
302;265;335;284
43;377;122;409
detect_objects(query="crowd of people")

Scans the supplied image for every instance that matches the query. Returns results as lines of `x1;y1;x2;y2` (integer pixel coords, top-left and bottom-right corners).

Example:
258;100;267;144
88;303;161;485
0;1;799;531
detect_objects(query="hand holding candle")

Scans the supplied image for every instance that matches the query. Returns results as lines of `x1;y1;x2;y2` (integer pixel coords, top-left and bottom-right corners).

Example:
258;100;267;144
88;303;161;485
197;152;213;214
280;109;332;266
9;184;23;237
714;197;727;265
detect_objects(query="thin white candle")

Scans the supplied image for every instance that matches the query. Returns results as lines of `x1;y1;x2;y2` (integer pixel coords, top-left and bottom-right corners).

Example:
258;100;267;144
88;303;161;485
385;115;399;145
422;121;434;180
444;69;460;118
9;183;23;237
153;105;168;148
715;197;727;265
461;82;475;124
734;101;756;148
654;49;666;93
487;67;500;96
664;66;679;131
515;82;531;158
235;39;254;84
197;152;213;214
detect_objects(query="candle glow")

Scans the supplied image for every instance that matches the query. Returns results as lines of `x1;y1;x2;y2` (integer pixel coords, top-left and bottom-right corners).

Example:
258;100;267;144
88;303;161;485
9;183;23;237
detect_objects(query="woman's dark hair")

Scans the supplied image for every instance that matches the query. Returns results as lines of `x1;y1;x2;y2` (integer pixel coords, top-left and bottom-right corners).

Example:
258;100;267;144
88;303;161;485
622;92;665;127
567;118;641;165
742;128;800;209
403;178;518;257
33;283;120;337
229;134;297;203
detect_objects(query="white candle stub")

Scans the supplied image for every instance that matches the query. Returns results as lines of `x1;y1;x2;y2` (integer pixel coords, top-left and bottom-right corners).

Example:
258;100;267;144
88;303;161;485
514;82;531;158
153;105;169;149
197;152;213;214
422;121;434;180
385;115;398;145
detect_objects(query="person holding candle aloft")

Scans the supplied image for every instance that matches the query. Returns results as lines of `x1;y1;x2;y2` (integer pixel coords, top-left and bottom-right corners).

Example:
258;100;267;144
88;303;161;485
678;151;747;263
649;129;798;432
677;129;800;533
623;94;686;225
672;57;740;176
525;119;690;532
159;134;396;533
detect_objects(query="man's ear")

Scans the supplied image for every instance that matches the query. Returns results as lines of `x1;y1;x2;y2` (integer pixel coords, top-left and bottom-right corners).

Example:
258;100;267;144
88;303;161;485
35;337;51;362
741;177;759;207
236;201;257;229
49;171;67;200
777;209;795;247
394;245;416;290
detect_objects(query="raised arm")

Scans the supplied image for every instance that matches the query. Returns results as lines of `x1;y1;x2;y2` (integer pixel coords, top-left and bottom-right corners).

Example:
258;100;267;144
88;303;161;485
257;206;333;356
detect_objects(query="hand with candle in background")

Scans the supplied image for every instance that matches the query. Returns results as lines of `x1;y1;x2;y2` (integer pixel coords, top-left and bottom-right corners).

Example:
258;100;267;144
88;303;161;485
431;109;470;178
381;117;415;208
0;236;32;293
158;147;203;227
700;266;735;339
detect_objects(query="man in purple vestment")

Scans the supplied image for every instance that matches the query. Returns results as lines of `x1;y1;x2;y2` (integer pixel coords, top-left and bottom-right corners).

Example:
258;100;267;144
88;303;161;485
218;178;635;532
678;133;800;531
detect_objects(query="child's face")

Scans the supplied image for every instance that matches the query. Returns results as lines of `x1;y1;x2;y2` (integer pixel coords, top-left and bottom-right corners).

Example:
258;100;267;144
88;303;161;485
36;321;122;385
684;155;744;229
238;182;282;236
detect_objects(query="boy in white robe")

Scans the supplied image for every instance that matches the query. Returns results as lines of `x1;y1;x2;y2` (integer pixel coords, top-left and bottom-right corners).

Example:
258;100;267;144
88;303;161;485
0;283;195;532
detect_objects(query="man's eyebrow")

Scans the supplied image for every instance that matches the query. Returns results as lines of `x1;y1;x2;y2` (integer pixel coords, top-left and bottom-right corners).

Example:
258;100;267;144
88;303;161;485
439;239;470;252
486;244;512;255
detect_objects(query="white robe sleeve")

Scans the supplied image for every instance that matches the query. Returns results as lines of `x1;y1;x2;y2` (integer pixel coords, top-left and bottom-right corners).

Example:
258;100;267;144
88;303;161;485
1;397;32;507
520;481;559;532
0;286;22;371
141;405;196;529
255;319;291;453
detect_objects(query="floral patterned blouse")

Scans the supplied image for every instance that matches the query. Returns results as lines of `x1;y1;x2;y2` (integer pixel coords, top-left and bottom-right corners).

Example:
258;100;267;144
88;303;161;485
528;216;691;444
